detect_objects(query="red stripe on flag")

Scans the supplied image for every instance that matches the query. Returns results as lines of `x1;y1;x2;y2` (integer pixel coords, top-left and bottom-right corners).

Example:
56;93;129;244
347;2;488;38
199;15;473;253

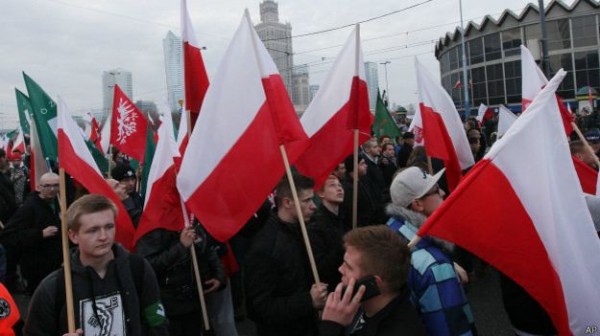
572;156;597;195
419;159;570;335
184;41;209;128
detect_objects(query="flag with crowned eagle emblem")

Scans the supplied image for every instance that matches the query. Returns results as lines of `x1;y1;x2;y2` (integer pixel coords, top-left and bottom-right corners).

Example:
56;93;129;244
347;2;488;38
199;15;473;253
110;85;148;162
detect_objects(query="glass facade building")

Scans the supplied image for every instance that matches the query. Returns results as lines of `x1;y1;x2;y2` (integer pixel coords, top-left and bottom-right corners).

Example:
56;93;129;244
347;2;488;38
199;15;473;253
436;0;600;113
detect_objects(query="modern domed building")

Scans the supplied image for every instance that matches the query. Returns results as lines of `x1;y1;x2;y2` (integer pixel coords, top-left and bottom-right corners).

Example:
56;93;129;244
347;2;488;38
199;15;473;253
436;0;600;114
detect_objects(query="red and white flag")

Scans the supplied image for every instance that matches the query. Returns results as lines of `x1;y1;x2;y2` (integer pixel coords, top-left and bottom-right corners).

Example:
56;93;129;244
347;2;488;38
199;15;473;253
134;105;184;245
497;105;517;138
182;0;209;129
475;103;487;123
295;26;372;187
57;97;135;251
410;58;474;191
110;85;148;162
571;156;597;194
99;111;111;155
9;127;26;158
177;11;309;242
417;69;600;335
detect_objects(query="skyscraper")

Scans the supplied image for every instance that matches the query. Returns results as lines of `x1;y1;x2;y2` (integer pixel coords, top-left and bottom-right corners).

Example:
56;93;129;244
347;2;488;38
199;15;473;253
364;62;379;111
163;31;184;113
292;64;311;109
103;68;133;116
255;0;294;94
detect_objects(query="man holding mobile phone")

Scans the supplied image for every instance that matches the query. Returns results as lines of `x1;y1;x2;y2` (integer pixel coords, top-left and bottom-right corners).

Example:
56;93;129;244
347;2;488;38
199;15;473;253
320;226;425;335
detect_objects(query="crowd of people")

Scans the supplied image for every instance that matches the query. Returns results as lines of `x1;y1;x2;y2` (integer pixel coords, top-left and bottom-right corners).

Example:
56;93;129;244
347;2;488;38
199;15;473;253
0;106;599;335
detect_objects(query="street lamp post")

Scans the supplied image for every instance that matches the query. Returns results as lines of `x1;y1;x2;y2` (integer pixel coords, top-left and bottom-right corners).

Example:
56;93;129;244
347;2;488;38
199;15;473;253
380;61;391;105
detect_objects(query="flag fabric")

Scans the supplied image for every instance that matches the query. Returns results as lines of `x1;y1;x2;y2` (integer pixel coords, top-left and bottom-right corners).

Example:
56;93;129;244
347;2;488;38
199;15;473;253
571;156;597;195
177;11;309;242
9;127;26;158
475;103;487;123
139;123;156;200
417;69;600;335
23;73;58;162
182;0;209;129
411;58;474;191
26;111;48;190
14;89;31;136
453;80;461;89
176;108;189;157
373;90;399;139
521;45;548;111
295;26;373;187
110;84;148;162
134;106;184;245
497;105;518;138
57;97;135;251
99;111;111;155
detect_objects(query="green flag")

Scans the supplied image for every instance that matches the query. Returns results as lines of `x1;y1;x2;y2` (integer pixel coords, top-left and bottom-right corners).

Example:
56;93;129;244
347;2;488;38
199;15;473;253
23;72;58;162
139;126;156;200
14;89;31;135
373;89;401;138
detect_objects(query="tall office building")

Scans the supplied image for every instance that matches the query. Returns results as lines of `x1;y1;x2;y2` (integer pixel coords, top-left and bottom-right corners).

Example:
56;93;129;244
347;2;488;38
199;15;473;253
163;31;184;113
103;68;133;116
255;0;294;94
364;62;379;111
292;64;311;109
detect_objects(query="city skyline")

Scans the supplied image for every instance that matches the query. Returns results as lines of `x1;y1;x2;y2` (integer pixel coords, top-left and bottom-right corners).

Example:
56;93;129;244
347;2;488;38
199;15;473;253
0;0;539;129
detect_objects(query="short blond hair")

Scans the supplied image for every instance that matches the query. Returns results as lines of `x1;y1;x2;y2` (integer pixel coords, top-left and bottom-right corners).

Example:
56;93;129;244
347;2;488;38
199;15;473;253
66;194;117;232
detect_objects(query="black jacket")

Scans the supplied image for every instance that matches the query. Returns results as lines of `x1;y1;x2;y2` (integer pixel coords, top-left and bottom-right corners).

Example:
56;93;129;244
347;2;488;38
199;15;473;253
136;227;225;316
0;172;17;223
319;288;426;336
245;214;318;336
23;244;168;336
2;192;62;293
342;175;387;229
307;204;345;292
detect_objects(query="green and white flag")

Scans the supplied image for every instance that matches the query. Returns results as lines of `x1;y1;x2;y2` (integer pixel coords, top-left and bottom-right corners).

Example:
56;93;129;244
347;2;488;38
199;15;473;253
23;72;58;162
14;89;32;136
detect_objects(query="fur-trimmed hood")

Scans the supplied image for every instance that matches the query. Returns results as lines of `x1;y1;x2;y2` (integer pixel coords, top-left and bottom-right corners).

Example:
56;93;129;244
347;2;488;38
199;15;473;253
386;203;455;253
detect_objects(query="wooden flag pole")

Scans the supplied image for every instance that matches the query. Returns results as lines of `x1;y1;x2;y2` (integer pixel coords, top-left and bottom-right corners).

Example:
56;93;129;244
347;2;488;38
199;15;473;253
59;168;76;332
179;197;212;332
352;130;359;230
279;145;321;284
571;122;600;169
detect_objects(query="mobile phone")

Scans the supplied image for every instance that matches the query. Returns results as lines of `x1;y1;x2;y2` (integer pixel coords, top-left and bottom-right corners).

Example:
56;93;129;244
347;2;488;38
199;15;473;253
343;275;381;302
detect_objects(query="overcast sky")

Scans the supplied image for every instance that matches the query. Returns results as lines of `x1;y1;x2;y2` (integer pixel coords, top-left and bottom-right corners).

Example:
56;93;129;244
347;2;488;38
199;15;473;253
0;0;545;129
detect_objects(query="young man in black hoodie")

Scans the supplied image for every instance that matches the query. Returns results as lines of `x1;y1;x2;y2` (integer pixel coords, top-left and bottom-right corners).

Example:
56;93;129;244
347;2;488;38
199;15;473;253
24;194;168;336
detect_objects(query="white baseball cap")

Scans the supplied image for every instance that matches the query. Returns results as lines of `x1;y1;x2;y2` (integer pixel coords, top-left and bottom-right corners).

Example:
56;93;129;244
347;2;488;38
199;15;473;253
390;167;446;208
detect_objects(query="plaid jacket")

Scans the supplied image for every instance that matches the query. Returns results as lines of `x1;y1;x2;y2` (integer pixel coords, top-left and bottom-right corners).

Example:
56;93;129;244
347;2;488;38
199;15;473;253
387;217;476;336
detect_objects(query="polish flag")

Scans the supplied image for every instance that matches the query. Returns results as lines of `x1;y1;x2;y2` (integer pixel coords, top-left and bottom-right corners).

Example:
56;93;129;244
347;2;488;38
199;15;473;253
497;105;518;138
417;69;600;335
10;127;26;157
134;105;184;245
57;97;135;250
182;0;209;129
411;58;474;191
475;103;487;123
295;26;372;187
521;45;547;111
110;85;148;162
177;11;309;242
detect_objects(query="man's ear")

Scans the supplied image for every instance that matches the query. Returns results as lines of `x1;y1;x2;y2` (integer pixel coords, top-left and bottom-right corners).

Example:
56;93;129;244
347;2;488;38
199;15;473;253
282;197;292;209
411;199;424;213
68;229;79;245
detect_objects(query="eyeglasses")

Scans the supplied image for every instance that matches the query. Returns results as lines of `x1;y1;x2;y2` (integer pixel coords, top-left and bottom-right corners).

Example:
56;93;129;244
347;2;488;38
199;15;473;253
419;185;440;199
41;184;59;189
